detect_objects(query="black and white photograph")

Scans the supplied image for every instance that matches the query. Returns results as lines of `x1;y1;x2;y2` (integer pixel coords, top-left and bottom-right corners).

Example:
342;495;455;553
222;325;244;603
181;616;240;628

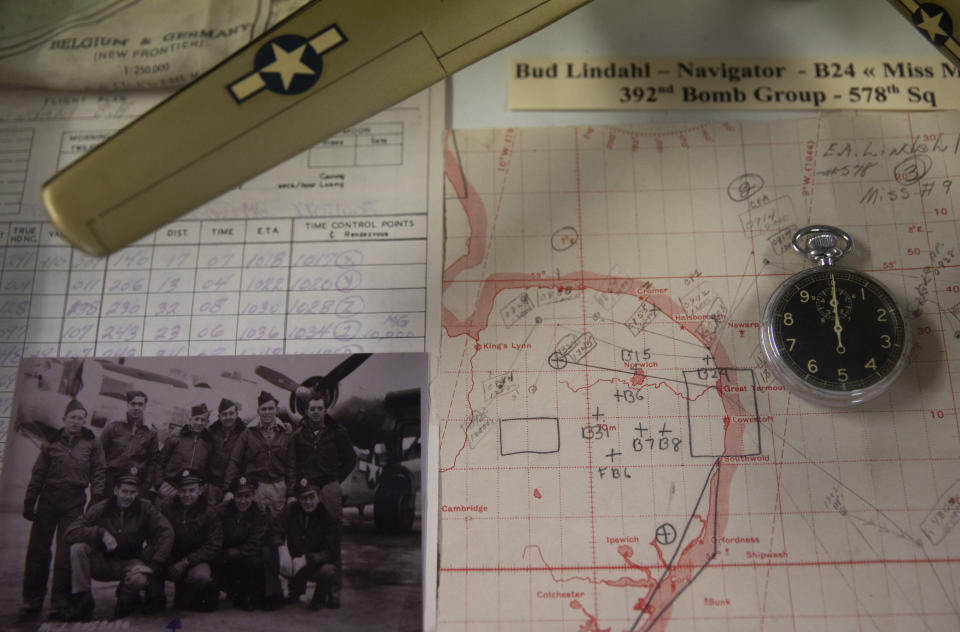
0;353;427;631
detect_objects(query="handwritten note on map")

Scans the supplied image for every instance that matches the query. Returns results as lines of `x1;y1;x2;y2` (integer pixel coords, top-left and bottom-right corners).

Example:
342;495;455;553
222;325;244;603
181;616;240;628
434;114;960;630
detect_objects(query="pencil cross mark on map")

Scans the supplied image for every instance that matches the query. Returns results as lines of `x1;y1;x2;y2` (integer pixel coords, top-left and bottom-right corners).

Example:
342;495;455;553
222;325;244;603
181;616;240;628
655;523;677;546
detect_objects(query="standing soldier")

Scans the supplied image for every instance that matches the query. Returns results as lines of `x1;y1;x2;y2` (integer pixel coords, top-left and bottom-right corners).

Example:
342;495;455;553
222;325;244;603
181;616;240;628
206;398;244;505
264;479;339;611
286;389;355;608
155;403;212;499
150;468;222;612
64;466;173;621
225;391;291;514
18;400;105;622
99;390;158;494
215;475;268;610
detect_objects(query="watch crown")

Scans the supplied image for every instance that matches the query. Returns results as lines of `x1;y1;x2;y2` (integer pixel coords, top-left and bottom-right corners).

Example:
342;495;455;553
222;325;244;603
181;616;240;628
807;233;837;251
792;225;853;266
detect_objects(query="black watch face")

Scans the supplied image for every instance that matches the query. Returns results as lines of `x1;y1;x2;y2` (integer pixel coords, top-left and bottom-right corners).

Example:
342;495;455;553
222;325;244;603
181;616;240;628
769;268;907;392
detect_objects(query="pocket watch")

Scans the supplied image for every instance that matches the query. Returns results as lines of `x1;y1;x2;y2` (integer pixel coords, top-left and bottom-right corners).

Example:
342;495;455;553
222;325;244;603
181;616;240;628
760;225;911;407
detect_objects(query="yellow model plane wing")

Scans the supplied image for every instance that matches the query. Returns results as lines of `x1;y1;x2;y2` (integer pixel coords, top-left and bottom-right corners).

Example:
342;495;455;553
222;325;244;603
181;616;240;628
886;1;960;65
42;0;593;255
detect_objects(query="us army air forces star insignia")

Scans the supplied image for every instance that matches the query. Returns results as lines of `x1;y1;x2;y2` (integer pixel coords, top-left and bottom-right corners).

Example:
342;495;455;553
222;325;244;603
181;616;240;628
912;2;953;45
228;25;346;102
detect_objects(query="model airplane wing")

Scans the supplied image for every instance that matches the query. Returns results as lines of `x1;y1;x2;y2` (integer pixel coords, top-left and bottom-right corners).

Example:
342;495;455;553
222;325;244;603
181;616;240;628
41;0;593;255
886;1;960;66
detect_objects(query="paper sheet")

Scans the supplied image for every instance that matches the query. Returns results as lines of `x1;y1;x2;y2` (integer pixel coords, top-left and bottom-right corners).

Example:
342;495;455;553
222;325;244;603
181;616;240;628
0;83;445;462
435;115;960;630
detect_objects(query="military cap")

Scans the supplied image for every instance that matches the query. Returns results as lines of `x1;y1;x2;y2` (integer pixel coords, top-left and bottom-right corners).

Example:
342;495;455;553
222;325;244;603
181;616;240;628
176;467;205;486
295;477;321;497
63;399;87;416
257;390;278;406
116;466;142;486
190;403;209;417
218;398;238;413
231;475;257;494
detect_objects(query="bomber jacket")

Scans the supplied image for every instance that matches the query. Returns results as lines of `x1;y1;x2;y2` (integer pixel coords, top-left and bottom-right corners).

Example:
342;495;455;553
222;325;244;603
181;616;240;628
224;423;291;489
100;417;159;482
158;495;223;567
64;496;173;565
25;426;105;506
285;415;356;494
157;427;212;486
206;420;245;485
268;501;339;562
216;499;268;560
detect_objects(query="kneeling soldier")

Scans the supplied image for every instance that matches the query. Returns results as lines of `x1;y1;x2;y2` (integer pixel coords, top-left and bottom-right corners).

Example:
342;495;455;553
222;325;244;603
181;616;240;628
150;468;222;612
216;475;268;610
265;478;339;610
64;466;173;621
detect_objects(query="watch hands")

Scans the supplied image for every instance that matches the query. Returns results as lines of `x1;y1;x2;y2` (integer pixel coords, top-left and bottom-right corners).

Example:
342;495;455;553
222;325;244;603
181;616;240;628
830;274;846;354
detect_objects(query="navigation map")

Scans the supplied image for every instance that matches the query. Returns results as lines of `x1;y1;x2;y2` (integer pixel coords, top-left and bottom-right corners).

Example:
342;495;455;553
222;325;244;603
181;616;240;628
434;115;960;631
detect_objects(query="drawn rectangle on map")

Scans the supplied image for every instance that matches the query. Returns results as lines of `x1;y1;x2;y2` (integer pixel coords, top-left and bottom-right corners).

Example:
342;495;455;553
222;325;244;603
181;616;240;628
499;417;560;456
682;367;761;458
737;194;794;235
768;224;799;256
483;371;517;401
500;291;533;327
556;331;596;363
463;408;496;449
536;286;580;307
921;478;960;545
594;265;630;312
692;297;727;345
625;301;657;336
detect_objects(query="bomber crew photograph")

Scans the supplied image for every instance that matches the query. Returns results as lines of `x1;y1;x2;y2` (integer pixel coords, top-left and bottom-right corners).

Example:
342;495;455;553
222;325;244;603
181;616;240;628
0;353;427;631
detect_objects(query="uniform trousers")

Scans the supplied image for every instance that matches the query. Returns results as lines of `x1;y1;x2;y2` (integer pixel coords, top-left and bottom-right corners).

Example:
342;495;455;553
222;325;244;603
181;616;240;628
22;487;86;610
69;543;152;599
319;481;343;598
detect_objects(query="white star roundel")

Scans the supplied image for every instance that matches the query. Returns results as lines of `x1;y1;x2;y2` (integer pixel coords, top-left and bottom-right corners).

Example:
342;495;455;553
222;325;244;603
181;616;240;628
228;25;346;103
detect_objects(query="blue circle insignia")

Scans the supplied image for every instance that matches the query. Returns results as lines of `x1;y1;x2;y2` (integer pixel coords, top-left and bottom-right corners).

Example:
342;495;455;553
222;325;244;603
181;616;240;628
253;34;323;95
912;3;953;45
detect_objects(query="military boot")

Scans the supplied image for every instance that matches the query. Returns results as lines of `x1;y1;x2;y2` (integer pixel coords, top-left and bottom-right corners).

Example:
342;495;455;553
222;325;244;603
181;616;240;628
196;583;220;612
308;586;325;610
15;604;41;623
67;592;94;622
113;595;141;620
